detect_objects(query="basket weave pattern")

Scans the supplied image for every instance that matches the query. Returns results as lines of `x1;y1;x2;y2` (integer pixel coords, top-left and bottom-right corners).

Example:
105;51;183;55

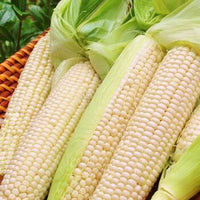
0;30;48;119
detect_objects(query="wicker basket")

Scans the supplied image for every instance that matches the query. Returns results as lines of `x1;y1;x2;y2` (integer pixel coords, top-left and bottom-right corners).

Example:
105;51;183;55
0;30;48;120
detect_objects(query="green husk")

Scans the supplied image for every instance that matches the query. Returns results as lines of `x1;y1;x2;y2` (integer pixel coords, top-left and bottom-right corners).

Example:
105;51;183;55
59;0;105;28
50;13;141;82
134;0;163;30
87;17;142;78
50;0;136;80
77;0;130;42
152;0;189;14
152;136;200;200
48;35;157;200
147;0;200;52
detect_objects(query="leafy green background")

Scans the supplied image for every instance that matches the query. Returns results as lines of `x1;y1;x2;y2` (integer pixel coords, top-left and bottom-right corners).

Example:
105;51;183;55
0;0;59;62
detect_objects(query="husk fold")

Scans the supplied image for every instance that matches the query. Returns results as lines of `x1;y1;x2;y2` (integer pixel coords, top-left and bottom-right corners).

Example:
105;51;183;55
147;0;200;52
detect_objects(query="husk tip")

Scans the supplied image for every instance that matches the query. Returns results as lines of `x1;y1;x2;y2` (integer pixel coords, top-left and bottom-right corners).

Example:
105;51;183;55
151;190;174;200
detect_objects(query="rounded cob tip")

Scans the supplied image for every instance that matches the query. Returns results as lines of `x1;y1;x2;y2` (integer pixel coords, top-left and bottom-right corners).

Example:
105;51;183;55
151;190;174;200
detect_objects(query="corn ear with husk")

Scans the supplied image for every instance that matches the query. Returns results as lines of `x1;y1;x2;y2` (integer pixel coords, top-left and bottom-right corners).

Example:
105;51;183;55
48;35;164;200
47;1;167;199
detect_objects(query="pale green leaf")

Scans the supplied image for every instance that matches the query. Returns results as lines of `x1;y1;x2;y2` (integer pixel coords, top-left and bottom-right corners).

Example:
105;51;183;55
153;0;189;14
148;0;200;52
134;0;163;30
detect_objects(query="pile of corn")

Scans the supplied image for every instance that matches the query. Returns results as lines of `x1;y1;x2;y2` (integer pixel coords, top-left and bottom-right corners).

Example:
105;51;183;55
1;0;200;200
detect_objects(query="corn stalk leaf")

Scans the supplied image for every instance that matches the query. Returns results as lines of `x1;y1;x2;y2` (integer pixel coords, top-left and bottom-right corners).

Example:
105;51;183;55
29;5;50;29
11;0;27;11
12;5;29;20
0;2;17;27
0;26;15;42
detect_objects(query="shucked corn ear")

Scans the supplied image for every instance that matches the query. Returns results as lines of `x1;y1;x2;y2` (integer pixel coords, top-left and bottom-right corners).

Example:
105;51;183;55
47;35;164;200
92;45;200;200
0;34;54;175
92;1;200;199
0;62;100;200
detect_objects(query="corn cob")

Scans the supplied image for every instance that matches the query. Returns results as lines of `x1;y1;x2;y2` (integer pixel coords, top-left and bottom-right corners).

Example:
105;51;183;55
0;61;100;200
0;34;54;175
172;104;200;162
91;45;200;200
47;35;164;200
